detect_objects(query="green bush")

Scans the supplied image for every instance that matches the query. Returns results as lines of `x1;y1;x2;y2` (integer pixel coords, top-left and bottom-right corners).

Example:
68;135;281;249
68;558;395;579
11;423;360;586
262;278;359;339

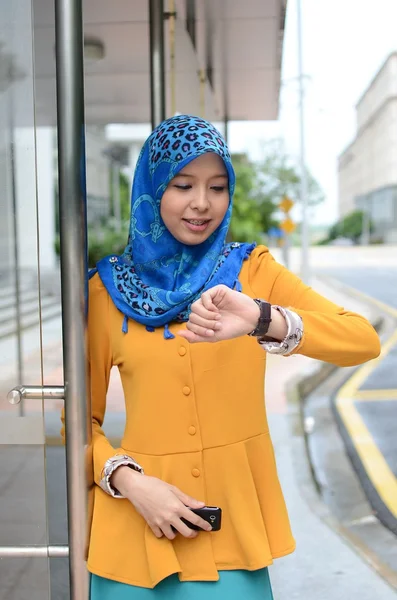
318;210;374;245
87;223;129;267
54;221;129;268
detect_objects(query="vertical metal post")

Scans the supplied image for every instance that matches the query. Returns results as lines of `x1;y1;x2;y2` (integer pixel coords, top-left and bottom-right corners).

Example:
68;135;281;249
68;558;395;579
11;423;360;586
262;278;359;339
7;68;24;417
149;0;166;129
54;0;90;598
168;0;176;116
112;162;121;232
282;234;290;270
224;115;229;145
361;198;370;245
297;0;310;283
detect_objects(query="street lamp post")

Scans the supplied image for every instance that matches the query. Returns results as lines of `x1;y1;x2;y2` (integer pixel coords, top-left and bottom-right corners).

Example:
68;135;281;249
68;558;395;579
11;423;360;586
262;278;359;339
297;0;310;283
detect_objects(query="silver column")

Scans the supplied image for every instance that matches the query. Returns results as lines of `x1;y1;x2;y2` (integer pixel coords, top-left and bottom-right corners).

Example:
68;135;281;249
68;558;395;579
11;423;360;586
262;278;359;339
149;0;166;129
297;0;310;283
54;0;90;598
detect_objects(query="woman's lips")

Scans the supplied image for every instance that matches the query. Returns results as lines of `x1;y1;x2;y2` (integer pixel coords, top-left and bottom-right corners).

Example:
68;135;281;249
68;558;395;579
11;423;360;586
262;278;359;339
182;219;211;232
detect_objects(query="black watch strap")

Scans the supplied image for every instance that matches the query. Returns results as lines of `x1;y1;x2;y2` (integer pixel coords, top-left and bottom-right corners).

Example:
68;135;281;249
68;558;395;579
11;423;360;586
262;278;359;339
248;299;272;337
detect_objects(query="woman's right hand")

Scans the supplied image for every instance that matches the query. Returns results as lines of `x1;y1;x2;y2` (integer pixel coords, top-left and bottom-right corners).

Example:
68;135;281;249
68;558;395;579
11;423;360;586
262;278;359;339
111;467;212;540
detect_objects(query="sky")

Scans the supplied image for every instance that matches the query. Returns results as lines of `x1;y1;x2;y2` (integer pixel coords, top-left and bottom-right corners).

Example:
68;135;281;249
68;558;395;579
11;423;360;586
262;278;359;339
226;0;397;226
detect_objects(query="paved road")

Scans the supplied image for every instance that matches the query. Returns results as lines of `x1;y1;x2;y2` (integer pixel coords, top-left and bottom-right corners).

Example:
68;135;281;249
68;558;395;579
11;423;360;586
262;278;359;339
318;266;397;537
318;267;397;310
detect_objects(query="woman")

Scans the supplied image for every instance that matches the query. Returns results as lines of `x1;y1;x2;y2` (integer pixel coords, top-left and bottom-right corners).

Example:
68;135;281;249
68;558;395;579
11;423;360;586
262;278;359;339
85;114;380;599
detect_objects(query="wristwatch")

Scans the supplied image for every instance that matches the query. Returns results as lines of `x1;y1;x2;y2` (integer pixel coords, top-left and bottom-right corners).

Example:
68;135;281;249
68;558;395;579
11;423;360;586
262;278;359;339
248;299;272;338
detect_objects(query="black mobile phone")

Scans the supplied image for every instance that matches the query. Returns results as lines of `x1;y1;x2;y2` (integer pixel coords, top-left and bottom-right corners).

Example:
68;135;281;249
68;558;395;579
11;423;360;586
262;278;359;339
182;506;222;531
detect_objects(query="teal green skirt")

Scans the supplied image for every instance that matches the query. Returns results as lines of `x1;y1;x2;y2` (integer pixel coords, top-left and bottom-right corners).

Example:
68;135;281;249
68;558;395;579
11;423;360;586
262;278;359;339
90;569;273;600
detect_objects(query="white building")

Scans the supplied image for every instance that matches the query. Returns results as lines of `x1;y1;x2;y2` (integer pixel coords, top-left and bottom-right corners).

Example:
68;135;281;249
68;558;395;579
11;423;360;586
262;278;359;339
338;52;397;242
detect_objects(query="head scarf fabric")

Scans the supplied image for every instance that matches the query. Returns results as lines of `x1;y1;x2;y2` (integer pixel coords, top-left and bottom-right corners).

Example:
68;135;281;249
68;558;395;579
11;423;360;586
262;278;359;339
95;115;255;338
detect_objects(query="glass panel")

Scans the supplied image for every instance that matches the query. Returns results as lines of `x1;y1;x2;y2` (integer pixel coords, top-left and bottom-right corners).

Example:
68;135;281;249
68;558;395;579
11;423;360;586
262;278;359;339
0;1;51;599
32;0;70;596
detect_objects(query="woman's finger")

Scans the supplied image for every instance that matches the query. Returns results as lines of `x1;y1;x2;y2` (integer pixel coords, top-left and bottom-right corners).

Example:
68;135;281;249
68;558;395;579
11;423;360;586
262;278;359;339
172;488;205;508
170;517;198;539
177;330;210;344
190;300;220;321
150;525;164;539
186;321;216;338
189;311;222;331
161;524;177;541
200;290;219;312
180;506;212;532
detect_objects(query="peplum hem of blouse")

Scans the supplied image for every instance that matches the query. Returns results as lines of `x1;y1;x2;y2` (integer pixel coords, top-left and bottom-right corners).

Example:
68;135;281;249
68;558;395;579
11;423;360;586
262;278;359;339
87;432;296;589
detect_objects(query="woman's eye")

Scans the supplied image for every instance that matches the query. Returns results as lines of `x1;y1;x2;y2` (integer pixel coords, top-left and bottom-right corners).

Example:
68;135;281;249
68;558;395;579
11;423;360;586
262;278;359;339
211;186;226;192
174;184;191;190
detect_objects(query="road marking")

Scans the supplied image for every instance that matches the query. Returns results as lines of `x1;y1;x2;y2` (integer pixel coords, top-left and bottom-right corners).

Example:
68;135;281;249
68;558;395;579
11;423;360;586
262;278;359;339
338;328;397;394
326;280;397;319
354;389;397;401
335;303;397;519
336;393;397;518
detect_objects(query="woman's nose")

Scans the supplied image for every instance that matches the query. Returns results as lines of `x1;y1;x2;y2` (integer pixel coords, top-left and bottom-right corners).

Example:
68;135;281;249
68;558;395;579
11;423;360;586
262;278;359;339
190;187;210;212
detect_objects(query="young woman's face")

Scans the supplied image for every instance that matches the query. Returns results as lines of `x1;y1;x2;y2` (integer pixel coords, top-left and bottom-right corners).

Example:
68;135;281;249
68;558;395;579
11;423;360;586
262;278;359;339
160;153;229;245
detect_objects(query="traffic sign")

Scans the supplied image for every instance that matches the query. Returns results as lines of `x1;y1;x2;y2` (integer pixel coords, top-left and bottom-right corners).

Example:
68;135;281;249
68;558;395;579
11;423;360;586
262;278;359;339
280;218;296;235
279;196;294;213
268;226;283;239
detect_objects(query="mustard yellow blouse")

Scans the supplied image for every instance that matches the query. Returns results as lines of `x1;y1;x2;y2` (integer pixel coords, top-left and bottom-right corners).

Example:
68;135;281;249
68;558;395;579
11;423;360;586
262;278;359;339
86;246;380;588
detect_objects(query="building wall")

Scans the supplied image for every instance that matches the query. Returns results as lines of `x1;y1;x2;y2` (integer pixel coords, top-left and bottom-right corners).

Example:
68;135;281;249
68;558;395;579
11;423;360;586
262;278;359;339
356;53;397;132
338;53;397;240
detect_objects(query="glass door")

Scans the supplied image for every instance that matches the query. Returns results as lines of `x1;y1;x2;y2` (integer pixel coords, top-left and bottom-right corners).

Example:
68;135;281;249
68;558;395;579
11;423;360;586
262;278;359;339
0;1;89;598
0;1;53;599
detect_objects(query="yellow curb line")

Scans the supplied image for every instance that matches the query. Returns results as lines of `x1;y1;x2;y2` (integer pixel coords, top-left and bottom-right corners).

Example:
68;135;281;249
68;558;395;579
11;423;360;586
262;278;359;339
327;281;397;320
336;323;397;519
354;389;397;401
286;377;397;591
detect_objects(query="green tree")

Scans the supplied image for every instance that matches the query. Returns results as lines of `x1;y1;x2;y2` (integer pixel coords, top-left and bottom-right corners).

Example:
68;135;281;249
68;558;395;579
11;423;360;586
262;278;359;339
229;154;275;243
229;142;324;243
321;210;374;244
257;139;324;207
119;171;131;221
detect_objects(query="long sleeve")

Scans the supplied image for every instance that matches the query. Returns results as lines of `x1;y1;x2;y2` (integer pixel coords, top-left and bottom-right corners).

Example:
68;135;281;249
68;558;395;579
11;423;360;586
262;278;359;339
87;275;120;488
249;246;381;367
61;275;127;489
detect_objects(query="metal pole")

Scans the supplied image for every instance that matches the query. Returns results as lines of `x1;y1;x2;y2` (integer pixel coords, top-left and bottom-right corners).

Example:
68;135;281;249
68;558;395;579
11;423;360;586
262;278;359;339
168;0;176;116
54;0;90;597
224;115;229;145
282;234;290;270
112;162;121;232
297;0;310;283
149;0;166;129
361;198;370;245
7;68;24;417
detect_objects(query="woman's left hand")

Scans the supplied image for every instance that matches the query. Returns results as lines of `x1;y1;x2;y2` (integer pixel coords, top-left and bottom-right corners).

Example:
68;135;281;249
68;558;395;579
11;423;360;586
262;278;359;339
178;285;260;343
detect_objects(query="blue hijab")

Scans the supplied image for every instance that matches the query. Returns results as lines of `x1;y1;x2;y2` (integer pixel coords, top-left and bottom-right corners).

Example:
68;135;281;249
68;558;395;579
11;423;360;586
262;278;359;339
96;115;255;339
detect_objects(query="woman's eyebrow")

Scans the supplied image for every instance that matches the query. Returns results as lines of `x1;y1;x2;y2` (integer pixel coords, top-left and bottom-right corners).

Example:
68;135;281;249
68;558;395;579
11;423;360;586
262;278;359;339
174;173;227;178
